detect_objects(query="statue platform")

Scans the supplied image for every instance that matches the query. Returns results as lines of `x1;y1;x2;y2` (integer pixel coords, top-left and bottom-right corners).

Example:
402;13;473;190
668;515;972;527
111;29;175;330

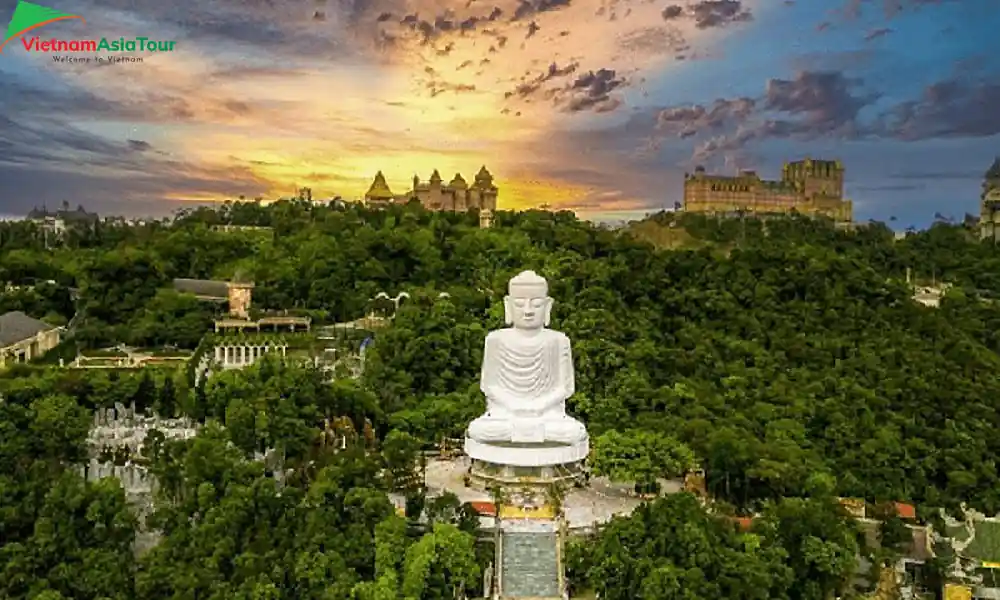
464;437;589;468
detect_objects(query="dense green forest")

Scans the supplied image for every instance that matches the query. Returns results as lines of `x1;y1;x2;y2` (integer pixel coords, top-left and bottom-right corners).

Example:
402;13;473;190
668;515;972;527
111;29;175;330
2;201;1000;598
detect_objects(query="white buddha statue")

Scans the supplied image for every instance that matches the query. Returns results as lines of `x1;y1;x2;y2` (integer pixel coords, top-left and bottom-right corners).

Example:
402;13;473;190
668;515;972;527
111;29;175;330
467;270;588;446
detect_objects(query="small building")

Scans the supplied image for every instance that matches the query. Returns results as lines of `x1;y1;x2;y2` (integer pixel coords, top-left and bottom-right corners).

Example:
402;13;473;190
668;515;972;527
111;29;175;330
173;278;310;335
27;201;99;235
0;311;60;368
172;278;254;319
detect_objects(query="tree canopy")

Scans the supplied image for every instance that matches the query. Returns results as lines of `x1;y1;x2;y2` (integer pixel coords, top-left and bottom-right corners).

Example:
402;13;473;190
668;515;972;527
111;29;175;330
3;201;1000;597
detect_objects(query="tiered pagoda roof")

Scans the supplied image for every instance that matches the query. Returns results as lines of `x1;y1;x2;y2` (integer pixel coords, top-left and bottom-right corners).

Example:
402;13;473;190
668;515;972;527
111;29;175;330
366;171;394;200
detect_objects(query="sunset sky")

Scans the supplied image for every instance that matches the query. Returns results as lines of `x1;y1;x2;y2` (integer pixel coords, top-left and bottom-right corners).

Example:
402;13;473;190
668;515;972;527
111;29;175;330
0;0;997;225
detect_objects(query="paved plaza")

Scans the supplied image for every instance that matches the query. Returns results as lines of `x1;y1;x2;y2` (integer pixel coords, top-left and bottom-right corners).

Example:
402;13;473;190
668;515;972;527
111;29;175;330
423;457;682;530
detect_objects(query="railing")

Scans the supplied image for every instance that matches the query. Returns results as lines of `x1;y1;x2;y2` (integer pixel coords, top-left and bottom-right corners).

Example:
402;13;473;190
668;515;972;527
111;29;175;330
494;521;503;599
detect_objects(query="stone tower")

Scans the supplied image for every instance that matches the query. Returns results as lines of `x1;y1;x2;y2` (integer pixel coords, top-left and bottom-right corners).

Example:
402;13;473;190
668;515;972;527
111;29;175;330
472;166;499;211
980;158;1000;241
449;173;468;211
782;158;845;199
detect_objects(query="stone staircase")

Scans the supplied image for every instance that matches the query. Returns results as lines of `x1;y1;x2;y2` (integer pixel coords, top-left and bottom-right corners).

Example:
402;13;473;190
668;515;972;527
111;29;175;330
499;529;561;599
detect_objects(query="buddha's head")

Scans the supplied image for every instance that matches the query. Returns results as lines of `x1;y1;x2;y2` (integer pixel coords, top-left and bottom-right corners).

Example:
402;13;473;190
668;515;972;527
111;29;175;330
504;270;551;329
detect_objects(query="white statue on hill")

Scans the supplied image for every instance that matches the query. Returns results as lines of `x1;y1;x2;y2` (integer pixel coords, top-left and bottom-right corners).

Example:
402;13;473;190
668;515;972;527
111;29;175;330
467;270;587;448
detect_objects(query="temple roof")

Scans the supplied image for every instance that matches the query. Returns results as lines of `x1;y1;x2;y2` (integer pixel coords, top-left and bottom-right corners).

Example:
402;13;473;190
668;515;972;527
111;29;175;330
475;165;493;181
430;169;442;182
366;171;394;199
986;157;1000;179
449;173;467;187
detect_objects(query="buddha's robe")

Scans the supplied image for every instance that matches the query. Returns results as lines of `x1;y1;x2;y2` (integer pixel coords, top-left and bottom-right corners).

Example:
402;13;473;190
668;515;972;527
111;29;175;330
467;328;586;444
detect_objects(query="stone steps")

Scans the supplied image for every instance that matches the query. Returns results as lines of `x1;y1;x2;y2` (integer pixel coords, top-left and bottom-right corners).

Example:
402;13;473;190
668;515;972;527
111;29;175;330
500;530;561;599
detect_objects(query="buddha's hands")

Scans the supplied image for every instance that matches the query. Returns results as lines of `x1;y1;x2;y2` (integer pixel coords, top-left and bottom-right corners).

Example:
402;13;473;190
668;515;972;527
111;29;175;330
489;395;541;418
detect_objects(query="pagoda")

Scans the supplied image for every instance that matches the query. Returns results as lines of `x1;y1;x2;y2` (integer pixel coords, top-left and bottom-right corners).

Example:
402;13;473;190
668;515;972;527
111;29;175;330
365;171;395;205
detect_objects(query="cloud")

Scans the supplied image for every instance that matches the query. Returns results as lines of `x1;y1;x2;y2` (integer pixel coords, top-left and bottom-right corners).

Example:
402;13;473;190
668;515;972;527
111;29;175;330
640;64;1000;167
764;70;877;133
562;69;626;113
838;0;958;20
127;139;153;152
657;97;756;136
0;163;268;217
511;0;572;21
426;80;478;96
505;61;579;99
864;27;892;41
660;0;753;28
875;78;1000;140
662;5;684;20
652;70;878;163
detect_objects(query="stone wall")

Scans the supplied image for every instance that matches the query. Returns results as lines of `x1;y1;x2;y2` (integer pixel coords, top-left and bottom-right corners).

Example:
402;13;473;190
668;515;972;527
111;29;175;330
89;402;199;458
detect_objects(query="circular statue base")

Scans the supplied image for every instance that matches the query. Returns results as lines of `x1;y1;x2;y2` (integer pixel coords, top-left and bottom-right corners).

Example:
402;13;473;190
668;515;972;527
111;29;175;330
463;437;588;504
464;437;588;467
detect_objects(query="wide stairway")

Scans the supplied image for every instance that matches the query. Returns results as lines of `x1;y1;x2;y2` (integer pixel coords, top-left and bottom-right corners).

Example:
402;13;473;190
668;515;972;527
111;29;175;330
499;529;561;599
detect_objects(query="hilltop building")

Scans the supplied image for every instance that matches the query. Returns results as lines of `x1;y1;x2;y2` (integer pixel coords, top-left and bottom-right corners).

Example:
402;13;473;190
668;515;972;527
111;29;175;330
0;311;61;369
979;158;1000;241
365;167;499;215
683;158;853;223
27;201;99;235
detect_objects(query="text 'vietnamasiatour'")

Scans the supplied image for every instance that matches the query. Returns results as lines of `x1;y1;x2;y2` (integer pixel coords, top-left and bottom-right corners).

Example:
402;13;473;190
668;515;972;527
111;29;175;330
19;36;177;53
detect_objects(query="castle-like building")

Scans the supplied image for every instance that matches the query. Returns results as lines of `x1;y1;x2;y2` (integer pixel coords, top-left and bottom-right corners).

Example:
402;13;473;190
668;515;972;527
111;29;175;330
979;158;1000;241
365;166;499;213
683;158;853;223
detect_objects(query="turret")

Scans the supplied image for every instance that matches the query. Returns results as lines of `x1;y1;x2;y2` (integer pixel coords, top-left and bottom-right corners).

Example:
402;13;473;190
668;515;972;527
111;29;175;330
365;171;395;203
450;173;468;189
986;157;1000;180
430;169;442;185
474;165;494;187
981;158;1000;201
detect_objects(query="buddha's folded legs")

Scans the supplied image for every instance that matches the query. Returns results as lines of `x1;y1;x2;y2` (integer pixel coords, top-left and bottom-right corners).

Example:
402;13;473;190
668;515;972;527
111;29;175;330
468;414;514;442
543;415;588;444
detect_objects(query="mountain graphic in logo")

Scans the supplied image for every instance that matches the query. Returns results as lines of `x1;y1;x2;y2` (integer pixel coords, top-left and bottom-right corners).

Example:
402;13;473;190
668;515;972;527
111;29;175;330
1;1;84;53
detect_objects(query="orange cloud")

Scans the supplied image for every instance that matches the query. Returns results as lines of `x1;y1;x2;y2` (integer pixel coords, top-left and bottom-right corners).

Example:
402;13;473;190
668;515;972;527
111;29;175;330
7;0;768;211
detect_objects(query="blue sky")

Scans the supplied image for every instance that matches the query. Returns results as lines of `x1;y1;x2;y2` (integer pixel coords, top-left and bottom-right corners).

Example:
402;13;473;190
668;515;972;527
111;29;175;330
0;0;997;227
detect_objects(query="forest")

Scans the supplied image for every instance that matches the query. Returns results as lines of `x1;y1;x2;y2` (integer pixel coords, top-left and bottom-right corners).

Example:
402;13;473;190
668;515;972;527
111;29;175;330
2;200;1000;599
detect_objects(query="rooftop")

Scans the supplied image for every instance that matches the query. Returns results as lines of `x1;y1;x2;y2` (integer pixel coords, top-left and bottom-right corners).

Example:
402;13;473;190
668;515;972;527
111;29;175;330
173;278;230;299
0;311;55;347
366;171;394;199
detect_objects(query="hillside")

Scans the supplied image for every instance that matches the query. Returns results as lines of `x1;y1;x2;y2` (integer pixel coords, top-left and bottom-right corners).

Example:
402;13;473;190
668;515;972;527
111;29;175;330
3;201;1000;598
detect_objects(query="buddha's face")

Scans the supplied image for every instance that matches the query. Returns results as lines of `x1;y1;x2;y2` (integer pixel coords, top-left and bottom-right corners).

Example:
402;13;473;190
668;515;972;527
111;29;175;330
505;294;550;329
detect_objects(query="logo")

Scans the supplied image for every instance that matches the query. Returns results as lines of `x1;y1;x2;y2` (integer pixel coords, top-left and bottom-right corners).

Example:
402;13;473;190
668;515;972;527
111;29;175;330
2;0;82;52
1;0;176;61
